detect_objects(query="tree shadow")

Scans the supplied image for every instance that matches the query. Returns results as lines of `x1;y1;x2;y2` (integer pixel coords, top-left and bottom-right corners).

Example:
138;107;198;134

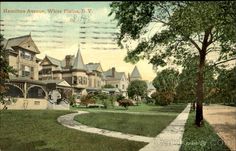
0;137;59;151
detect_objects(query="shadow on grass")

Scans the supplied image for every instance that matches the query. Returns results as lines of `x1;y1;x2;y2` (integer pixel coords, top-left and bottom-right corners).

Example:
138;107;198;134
0;138;59;151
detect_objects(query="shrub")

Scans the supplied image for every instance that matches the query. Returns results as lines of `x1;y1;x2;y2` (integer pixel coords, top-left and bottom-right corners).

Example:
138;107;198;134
68;94;76;106
80;94;96;106
116;94;125;101
117;99;134;109
151;91;173;106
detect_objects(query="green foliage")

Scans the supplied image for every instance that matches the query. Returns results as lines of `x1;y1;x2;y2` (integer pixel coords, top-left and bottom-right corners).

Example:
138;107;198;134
152;68;179;105
102;84;115;88
0;34;16;103
68;94;76;106
116;94;125;101
127;80;147;100
80;94;96;106
110;2;236;119
91;92;115;109
110;2;236;66
117;99;134;109
214;67;236;105
176;57;216;103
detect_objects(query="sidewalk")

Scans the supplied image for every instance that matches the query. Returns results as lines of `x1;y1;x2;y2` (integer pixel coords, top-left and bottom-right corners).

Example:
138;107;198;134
139;103;191;151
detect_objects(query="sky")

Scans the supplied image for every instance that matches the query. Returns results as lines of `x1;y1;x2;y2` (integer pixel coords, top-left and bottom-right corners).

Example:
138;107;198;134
0;2;157;81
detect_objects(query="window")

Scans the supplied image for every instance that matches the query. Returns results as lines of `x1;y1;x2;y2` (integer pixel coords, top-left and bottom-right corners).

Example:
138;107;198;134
73;76;77;84
78;76;82;84
116;84;118;88
122;84;125;90
21;65;31;77
41;68;51;75
20;51;33;61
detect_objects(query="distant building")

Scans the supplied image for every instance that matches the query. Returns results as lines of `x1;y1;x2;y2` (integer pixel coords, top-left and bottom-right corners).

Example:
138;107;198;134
103;67;129;96
39;48;103;95
130;66;142;81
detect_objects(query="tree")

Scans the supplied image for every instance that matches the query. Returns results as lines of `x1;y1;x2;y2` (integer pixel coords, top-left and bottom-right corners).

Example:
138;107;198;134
176;56;216;106
109;1;236;126
215;67;236;105
127;80;147;103
102;84;115;88
152;68;179;105
0;34;15;109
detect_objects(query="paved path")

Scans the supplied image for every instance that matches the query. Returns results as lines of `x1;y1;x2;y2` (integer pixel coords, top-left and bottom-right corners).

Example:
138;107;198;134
139;103;191;151
204;104;236;151
58;104;191;150
57;111;153;143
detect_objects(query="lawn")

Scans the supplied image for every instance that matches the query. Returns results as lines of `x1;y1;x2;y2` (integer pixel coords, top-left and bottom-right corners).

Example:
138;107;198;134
180;110;230;151
73;103;187;114
0;110;146;151
74;103;187;137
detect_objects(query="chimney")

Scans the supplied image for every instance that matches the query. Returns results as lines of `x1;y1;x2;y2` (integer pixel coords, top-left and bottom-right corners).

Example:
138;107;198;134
112;67;115;77
65;55;71;68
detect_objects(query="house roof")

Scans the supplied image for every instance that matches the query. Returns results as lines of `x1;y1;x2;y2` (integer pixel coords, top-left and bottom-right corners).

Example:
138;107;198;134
131;66;142;79
72;49;87;71
104;68;126;80
4;34;40;54
45;55;62;69
86;63;103;73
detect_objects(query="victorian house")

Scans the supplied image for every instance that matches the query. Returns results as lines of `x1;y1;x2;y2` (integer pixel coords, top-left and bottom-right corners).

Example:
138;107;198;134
103;67;129;96
39;48;103;95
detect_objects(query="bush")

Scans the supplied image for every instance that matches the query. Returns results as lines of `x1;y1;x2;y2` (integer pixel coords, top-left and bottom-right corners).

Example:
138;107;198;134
144;96;155;104
116;94;125;101
151;92;173;106
117;99;134;109
80;94;96;106
68;94;76;106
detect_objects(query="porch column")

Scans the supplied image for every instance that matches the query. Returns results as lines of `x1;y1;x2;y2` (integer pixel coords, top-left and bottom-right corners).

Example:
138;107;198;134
24;82;27;98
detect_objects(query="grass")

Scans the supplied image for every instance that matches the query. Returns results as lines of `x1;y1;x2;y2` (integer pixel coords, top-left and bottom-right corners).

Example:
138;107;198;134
0;110;146;151
74;103;187;137
180;110;230;151
73;103;187;114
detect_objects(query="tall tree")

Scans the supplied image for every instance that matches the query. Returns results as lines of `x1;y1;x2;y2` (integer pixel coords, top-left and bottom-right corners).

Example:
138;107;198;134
127;80;147;103
152;68;179;105
0;34;15;107
110;1;236;126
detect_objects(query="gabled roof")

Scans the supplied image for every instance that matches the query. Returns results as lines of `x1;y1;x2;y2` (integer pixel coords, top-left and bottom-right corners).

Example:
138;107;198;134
86;63;103;73
131;66;142;79
104;68;126;80
72;49;87;71
46;55;62;67
4;34;40;54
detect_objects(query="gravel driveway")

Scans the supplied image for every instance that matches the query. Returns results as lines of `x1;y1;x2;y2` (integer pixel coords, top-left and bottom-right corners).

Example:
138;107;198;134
204;104;236;151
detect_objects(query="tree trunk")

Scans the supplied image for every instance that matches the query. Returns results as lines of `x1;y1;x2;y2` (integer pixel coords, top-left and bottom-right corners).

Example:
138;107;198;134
195;54;205;127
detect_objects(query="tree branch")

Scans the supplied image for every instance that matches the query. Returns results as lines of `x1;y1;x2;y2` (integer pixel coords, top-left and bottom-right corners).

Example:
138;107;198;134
212;57;236;66
189;38;201;52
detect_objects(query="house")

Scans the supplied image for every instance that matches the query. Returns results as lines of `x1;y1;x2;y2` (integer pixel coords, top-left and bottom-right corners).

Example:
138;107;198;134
129;66;142;81
39;48;103;95
1;34;71;110
3;34;41;80
103;67;129;97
